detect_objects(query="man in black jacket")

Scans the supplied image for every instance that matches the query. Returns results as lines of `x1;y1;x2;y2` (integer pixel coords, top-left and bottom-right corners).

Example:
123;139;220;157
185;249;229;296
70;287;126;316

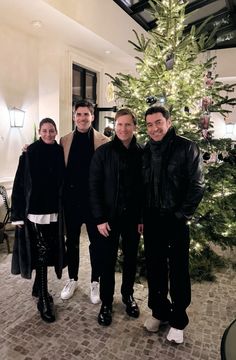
143;106;205;344
89;108;143;326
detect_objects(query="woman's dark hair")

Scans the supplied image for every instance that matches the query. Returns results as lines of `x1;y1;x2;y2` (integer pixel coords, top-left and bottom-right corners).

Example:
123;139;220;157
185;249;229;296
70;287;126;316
39;118;57;132
115;108;137;125
145;106;170;121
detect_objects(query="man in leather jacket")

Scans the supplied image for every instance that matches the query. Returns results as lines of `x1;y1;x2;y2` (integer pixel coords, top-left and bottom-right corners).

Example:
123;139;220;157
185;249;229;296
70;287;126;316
143;106;205;344
89;108;143;326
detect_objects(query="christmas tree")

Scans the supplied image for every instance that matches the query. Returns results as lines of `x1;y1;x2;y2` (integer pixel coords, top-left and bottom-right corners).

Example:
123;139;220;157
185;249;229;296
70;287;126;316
108;0;236;281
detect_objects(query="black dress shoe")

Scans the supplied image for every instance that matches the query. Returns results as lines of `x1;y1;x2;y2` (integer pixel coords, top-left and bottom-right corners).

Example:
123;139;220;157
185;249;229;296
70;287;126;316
98;304;112;326
122;295;140;318
37;297;55;323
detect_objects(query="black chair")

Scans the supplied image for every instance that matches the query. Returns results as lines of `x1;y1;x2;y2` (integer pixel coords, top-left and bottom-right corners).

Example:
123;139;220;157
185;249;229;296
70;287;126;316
0;185;12;253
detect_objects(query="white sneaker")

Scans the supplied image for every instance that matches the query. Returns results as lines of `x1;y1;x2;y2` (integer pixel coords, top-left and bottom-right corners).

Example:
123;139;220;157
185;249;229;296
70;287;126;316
167;327;184;344
61;279;77;300
144;316;161;332
90;281;100;304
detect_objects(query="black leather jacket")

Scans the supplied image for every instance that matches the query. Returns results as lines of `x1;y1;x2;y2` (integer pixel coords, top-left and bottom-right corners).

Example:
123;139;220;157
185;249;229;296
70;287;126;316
89;135;143;225
143;128;205;220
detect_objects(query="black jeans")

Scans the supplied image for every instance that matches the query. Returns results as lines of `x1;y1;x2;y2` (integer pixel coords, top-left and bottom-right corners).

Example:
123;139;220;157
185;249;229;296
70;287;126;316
144;210;191;330
28;220;58;267
99;212;140;305
28;221;56;300
64;202;103;282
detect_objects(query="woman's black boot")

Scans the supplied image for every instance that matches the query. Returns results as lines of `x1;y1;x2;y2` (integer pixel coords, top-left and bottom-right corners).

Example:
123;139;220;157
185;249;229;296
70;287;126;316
32;271;39;297
32;270;53;302
37;266;55;323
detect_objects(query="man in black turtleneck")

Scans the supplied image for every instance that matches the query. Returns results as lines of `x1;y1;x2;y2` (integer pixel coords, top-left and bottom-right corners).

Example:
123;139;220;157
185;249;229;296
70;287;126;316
89;108;143;326
142;106;205;344
60;101;109;303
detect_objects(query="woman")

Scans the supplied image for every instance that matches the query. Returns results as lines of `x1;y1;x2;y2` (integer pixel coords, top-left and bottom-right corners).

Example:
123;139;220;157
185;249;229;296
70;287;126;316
11;118;65;323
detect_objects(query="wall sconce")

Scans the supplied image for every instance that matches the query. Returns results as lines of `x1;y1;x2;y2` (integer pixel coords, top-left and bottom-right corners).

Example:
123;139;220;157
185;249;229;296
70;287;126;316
225;122;235;135
9;107;25;127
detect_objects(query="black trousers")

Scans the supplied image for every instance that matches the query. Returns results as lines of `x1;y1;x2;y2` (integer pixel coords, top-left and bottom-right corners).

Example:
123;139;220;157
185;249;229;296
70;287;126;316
144;210;191;330
99;212;140;305
28;221;56;300
28;220;58;267
64;202;103;282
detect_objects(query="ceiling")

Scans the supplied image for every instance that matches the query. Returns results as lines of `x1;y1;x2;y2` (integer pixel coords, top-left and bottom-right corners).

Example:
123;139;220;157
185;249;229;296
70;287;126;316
113;0;236;50
0;0;235;72
0;0;143;70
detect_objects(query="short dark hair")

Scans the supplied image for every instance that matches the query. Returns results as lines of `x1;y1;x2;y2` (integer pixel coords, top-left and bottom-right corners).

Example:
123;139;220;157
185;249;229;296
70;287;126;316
145;106;170;121
115;108;137;125
74;100;94;115
39;118;57;132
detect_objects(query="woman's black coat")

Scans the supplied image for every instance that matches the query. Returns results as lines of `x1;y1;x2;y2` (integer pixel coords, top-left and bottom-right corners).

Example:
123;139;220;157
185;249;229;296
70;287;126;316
11;140;66;279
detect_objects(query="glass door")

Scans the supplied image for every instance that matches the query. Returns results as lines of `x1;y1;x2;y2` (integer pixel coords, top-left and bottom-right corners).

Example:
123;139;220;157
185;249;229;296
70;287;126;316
72;64;97;129
94;106;117;134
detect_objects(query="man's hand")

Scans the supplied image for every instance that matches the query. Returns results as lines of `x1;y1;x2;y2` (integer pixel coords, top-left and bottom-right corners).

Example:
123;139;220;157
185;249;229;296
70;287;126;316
97;222;111;237
22;144;29;152
138;224;143;234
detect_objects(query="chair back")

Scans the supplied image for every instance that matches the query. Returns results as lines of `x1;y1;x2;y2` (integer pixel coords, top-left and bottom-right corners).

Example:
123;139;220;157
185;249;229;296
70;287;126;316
0;185;11;224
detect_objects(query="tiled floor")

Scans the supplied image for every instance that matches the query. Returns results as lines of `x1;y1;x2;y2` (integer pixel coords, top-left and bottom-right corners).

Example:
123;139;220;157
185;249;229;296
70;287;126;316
0;227;235;360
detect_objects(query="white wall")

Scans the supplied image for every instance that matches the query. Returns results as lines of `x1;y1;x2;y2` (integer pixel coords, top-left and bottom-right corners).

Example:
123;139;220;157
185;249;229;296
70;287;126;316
0;25;39;180
0;25;38;220
214;48;236;77
38;40;63;129
210;48;236;141
0;23;130;186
